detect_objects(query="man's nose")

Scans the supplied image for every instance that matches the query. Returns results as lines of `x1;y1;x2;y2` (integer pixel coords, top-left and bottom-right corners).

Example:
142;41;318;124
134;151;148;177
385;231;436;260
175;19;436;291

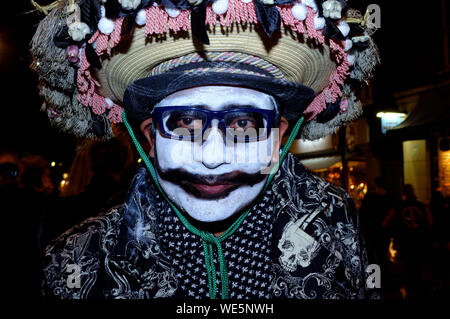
200;120;229;169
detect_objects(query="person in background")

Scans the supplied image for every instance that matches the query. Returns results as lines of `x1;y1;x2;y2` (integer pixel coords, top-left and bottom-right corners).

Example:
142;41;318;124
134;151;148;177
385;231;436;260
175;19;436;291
1;150;56;299
42;132;137;248
382;184;434;298
359;176;393;266
428;188;450;298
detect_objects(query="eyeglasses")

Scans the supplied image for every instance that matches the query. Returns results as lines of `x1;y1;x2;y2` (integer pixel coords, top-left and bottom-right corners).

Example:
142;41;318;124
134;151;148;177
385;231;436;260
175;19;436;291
152;106;276;142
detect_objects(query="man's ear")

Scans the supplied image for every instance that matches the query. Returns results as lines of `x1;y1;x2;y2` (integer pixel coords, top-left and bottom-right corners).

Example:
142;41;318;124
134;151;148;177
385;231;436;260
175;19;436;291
140;118;155;158
272;116;289;163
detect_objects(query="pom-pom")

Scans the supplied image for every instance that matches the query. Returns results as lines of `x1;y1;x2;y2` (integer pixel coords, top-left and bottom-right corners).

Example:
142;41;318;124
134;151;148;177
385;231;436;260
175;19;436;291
165;7;181;17
67;45;80;64
347;54;355;65
240;0;252;3
105;98;114;108
135;9;146;26
304;0;318;12
344;39;353;51
98;17;115;35
212;0;229;15
118;0;141;11
322;0;342;19
314;15;326;30
291;3;307;21
340;98;348;112
68;22;90;42
352;35;370;43
262;0;274;4
337;21;350;37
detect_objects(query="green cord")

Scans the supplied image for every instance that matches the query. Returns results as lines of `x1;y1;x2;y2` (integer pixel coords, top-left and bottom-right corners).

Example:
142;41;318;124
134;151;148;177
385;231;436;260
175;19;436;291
122;110;303;299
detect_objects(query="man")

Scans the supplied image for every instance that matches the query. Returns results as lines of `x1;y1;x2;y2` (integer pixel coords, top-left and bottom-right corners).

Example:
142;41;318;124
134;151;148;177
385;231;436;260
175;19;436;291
382;184;433;298
31;0;379;299
359;176;393;265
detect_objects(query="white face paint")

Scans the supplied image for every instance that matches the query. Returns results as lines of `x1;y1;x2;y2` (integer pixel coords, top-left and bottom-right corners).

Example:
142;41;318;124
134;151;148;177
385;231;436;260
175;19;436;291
152;86;280;222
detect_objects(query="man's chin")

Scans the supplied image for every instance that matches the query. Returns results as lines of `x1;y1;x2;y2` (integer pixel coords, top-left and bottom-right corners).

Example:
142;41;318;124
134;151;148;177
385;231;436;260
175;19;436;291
157;175;268;225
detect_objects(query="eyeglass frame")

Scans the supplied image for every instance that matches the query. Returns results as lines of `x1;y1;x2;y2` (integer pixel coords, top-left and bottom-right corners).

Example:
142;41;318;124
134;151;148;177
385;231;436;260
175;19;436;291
152;106;277;142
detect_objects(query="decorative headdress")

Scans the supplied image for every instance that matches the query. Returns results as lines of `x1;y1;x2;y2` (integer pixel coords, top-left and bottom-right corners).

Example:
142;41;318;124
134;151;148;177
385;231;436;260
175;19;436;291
30;0;379;140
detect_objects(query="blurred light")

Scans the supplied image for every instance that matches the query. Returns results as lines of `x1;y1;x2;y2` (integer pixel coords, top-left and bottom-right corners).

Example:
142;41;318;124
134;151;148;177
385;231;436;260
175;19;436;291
63;173;69;179
350;185;355;190
290;135;333;154
359;182;365;188
377;112;407;134
60;180;66;188
376;112;406;119
58;162;63;167
438;138;450;197
388;237;399;263
51;162;56;167
137;158;142;163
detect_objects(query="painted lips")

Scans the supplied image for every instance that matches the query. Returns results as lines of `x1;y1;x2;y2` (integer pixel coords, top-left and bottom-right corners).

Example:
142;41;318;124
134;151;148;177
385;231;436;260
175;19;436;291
157;166;267;199
189;183;237;196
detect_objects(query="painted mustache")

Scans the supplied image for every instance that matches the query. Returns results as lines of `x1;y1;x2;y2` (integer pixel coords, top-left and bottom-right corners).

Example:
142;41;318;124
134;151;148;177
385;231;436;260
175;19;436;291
157;166;267;199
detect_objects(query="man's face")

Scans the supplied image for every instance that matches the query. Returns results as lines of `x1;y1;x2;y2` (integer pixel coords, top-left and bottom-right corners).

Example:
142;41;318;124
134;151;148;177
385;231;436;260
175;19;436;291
141;86;288;222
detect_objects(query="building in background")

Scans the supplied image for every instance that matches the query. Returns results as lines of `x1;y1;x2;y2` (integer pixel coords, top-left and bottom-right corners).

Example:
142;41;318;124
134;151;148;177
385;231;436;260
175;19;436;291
388;79;450;203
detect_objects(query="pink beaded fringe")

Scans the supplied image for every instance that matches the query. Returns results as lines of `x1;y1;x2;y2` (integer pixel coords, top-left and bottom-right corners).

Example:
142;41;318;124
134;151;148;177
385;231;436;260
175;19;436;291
77;0;349;124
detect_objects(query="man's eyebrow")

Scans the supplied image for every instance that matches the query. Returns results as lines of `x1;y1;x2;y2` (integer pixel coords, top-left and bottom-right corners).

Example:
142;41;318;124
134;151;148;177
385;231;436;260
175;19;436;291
222;104;258;110
179;104;259;110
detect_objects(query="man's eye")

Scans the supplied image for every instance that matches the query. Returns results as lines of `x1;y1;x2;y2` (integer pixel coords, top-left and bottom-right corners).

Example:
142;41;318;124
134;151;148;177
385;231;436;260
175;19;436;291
230;117;256;130
177;117;194;127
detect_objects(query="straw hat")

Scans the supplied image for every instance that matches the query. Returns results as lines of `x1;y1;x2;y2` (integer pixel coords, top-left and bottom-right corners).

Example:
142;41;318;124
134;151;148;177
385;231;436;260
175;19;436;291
30;0;379;140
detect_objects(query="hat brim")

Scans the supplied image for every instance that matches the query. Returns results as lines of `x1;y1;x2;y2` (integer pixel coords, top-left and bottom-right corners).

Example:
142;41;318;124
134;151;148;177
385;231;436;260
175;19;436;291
123;71;316;123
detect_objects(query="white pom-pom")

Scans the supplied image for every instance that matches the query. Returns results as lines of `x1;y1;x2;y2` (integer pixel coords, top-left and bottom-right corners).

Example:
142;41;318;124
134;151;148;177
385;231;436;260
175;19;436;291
240;0;252;3
165;7;180;18
291;3;307;21
347;54;355;65
105;98;114;108
322;0;342;19
314;16;326;30
352;35;370;43
337;21;350;37
68;22;90;41
212;0;229;15
304;0;318;12
118;0;141;11
344;39;353;51
136;9;146;26
98;17;115;35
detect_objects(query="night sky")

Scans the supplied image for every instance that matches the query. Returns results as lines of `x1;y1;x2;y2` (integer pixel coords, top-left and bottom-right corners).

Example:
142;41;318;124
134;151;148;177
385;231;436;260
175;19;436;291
0;1;446;165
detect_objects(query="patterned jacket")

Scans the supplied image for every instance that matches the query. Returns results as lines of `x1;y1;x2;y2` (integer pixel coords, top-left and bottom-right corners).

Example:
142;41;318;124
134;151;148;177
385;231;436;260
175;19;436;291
42;153;378;299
